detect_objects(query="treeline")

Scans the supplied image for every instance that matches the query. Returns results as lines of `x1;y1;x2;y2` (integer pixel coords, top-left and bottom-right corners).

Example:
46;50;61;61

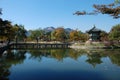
28;27;89;42
0;18;27;43
27;24;120;42
0;18;89;42
0;17;120;43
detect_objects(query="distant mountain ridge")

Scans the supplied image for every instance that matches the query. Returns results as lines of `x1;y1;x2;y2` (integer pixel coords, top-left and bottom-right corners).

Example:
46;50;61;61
43;26;55;33
65;28;73;33
43;27;73;33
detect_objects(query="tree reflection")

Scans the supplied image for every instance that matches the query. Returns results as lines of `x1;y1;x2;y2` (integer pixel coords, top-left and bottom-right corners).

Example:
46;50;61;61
83;49;120;68
29;49;51;61
0;56;10;80
29;49;67;61
107;50;120;66
97;49;120;66
1;48;120;80
0;49;26;80
68;49;84;60
28;49;85;61
6;50;26;65
86;53;103;68
28;49;120;67
51;49;67;61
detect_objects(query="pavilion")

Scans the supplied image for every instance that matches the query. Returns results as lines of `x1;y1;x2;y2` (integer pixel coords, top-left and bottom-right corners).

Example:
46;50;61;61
86;26;101;41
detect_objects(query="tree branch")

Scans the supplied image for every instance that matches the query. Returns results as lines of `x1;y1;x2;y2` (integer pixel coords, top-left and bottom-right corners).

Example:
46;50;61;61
74;3;120;19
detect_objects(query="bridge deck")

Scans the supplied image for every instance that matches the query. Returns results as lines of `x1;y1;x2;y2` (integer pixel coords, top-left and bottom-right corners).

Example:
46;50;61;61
10;43;71;49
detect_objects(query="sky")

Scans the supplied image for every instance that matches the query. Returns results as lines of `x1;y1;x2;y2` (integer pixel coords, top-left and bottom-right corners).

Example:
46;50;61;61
0;0;120;32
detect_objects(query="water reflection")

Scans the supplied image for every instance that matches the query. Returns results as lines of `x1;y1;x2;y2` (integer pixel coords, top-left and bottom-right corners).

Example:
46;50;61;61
29;49;120;67
28;49;87;62
0;49;120;80
0;50;26;80
86;53;103;68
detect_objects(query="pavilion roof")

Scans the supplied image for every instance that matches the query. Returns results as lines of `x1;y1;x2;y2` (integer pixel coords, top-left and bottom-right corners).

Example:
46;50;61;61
86;26;101;33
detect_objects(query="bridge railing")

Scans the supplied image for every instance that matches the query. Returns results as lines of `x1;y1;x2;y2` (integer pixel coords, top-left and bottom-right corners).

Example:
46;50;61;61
9;43;72;49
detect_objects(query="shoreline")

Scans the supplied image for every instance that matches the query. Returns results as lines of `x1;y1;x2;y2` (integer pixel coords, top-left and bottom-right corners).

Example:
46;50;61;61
69;45;120;50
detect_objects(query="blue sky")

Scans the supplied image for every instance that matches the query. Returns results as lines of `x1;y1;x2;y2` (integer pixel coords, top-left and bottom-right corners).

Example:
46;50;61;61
0;0;119;32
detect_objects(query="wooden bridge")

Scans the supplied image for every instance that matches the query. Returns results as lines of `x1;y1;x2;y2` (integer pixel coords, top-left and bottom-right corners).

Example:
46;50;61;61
0;42;71;54
9;43;71;49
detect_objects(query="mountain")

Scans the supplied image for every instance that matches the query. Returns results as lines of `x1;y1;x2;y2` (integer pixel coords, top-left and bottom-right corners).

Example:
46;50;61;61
43;27;73;34
43;26;55;33
65;28;73;33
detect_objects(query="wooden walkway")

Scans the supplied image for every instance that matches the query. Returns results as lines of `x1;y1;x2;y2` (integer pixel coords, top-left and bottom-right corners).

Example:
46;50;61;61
0;42;71;54
9;43;71;49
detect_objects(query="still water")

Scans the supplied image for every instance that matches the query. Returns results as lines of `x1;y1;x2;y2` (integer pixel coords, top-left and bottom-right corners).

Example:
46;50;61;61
0;49;120;80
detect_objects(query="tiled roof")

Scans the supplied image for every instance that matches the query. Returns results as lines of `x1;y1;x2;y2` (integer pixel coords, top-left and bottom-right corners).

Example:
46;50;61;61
86;26;101;33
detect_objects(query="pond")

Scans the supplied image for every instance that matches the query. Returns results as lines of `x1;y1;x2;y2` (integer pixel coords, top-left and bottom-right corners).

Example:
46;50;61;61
0;49;120;80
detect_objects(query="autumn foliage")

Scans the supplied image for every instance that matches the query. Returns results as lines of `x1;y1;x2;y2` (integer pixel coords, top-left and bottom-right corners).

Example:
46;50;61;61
52;27;67;41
